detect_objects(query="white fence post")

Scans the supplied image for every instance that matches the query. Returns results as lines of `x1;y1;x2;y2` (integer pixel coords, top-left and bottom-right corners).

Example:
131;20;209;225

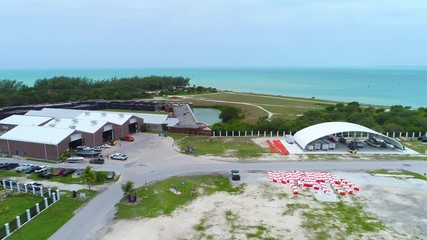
238;131;241;137
26;209;31;221
16;183;20;192
24;184;28;193
257;131;260;137
245;131;247;137
9;181;13;190
263;131;266;137
40;187;44;196
5;223;10;236
32;187;36;195
56;189;60;200
251;131;253;137
44;198;48;208
213;131;215;137
16;216;21;228
226;131;228;137
36;203;40;213
2;180;5;188
219;131;222;137
48;188;52;198
405;132;408;138
276;131;279;137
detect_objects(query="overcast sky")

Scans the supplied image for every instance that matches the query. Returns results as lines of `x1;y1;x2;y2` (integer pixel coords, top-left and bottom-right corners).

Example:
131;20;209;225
1;0;426;68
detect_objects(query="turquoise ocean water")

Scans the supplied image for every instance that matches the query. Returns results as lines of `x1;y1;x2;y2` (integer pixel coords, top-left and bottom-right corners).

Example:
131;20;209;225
0;68;426;108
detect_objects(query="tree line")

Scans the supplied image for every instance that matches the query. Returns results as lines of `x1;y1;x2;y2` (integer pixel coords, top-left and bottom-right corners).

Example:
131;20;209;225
0;76;217;107
212;102;427;133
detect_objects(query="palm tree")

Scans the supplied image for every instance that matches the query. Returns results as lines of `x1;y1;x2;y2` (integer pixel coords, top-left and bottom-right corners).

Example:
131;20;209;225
121;181;135;202
82;166;96;191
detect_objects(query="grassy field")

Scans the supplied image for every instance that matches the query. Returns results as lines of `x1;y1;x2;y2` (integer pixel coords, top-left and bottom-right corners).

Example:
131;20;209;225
0;170;24;179
8;189;96;240
0;190;43;225
169;134;269;159
368;169;427;181
298;201;386;239
180;92;334;123
402;140;427;154
115;175;245;219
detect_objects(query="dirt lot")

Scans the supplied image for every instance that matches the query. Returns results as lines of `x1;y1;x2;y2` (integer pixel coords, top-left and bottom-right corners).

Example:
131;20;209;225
98;172;427;240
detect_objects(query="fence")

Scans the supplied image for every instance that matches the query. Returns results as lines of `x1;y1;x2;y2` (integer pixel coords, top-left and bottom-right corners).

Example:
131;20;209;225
211;131;427;138
0;179;60;239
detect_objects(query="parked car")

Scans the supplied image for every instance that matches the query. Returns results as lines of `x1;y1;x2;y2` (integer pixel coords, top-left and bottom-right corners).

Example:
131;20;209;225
231;170;241;181
119;134;134;142
73;169;84;177
23;165;41;174
2;163;19;170
67;156;84;163
15;164;33;172
35;165;51;173
89;157;104;164
101;144;111;148
38;171;52;179
106;171;116;179
62;169;76;177
110;153;128;160
422;137;427;143
93;146;102;152
25;182;43;190
53;168;67;176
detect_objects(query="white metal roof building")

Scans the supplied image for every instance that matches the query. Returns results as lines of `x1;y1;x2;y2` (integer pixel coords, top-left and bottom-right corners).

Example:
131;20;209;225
0;115;53;126
77;111;133;125
293;122;404;150
43;118;108;134
0;125;76;145
25;108;85;119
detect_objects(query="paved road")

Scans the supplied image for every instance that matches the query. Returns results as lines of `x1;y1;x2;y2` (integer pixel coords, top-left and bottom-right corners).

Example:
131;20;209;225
2;133;426;240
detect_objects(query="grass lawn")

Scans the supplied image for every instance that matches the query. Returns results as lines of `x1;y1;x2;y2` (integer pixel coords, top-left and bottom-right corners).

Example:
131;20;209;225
0;170;24;179
401;139;427;154
115;175;245;219
282;201;386;239
182;92;332;124
7;189;96;240
169;134;269;159
368;169;427;181
0;190;43;225
27;170;117;185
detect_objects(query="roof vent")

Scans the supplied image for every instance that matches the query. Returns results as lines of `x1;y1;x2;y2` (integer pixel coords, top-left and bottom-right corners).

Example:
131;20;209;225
101;112;107;116
48;123;56;127
72;119;78;123
85;111;90;115
119;113;124;117
69;125;76;129
54;118;60;122
91;120;97;124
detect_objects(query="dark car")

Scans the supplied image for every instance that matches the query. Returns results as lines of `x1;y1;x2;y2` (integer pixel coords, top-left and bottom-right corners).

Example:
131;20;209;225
89;157;104;164
4;178;17;185
422;137;427;143
2;163;19;170
231;170;241;181
53;168;66;176
62;169;76;177
418;135;427;141
38;171;52;179
23;166;41;174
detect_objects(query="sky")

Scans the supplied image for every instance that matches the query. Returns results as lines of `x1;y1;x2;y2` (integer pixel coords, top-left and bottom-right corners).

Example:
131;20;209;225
1;0;427;69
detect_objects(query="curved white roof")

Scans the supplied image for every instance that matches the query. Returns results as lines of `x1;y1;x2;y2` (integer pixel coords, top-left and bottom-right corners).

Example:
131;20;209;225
293;122;403;150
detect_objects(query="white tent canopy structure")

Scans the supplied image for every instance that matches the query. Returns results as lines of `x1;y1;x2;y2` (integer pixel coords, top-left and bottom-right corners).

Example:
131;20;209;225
293;122;404;150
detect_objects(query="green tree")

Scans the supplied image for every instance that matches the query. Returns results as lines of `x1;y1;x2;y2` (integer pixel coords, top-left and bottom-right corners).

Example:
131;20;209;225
219;106;242;122
121;181;135;202
82;166;97;191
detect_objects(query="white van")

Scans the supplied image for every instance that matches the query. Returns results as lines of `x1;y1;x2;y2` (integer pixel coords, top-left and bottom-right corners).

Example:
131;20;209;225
67;156;84;163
